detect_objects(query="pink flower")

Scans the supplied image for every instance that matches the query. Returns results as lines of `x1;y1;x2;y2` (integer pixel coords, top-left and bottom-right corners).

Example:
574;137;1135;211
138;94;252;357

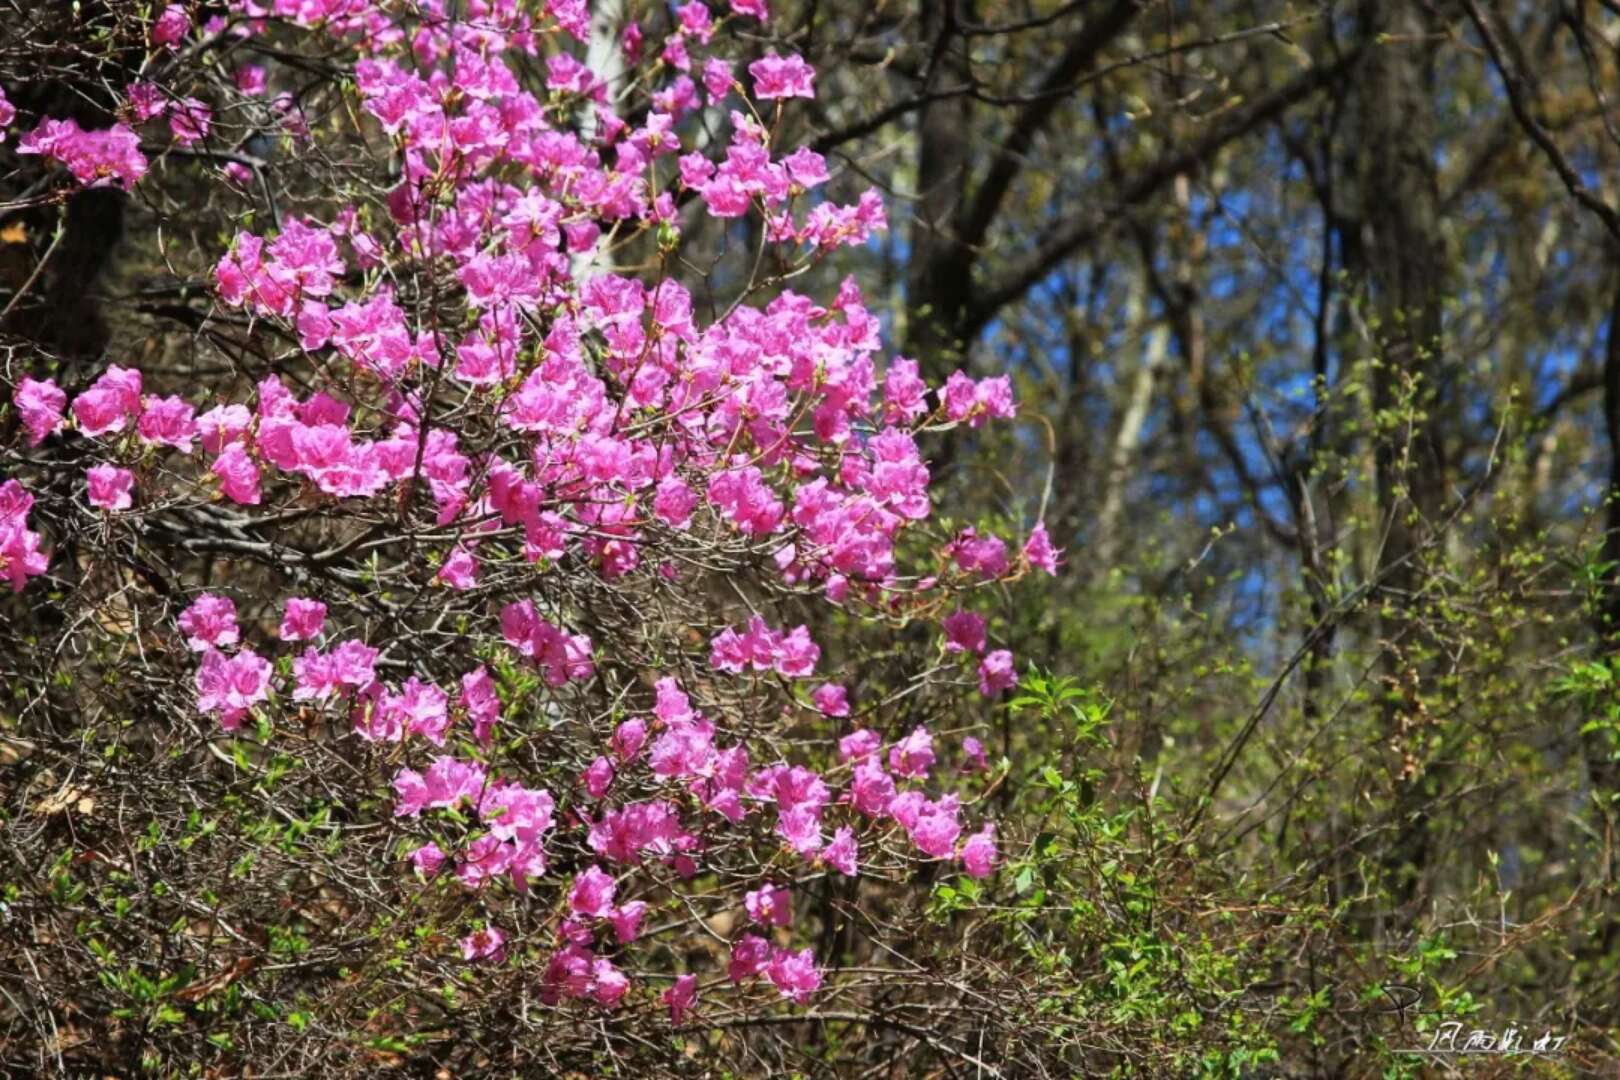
169;99;212;147
959;823;998;878
460;925;506;963
749;52;815;100
839;729;881;762
812;683;849;717
664;974;698;1023
386;677;450;745
331;639;379;689
822;825;858;876
883;357;928;423
766;946;821;1004
196;404;250;453
961;736;990;773
978;649;1018;697
0;86;13;138
652;474;697;528
178;593;239;651
235;65;267;96
570;865;617;918
590;956;630;1008
436;545;478;589
702;58;734;100
86;465;135;511
945;526;1010;580
212;442;261;504
728;934;772;982
461;666;501;746
942;610;987;655
195;646;272;730
849;758;895;817
606;900;648;943
278;597;326;641
72;365;142;436
15;377;67;446
394;756;488;817
1024;521;1063;576
942;371;1015;428
126;82;167;121
152;4;190;47
0;480;50;592
137;395;198;452
410;842;446;877
583;755;615;798
18;118;147;190
775;625;820;678
744;882;792;927
909;800;962;860
612;718;647;761
887;726;935;779
500;600;595;686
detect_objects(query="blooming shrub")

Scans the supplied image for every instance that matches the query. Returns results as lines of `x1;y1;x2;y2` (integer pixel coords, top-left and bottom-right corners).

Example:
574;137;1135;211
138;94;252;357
0;1;1063;1072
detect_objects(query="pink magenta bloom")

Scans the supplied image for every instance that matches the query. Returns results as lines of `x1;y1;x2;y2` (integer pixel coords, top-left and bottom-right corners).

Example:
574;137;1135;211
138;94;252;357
196;404;250;453
839;728;881;762
745;882;792;927
460;925;506;963
606;900;648;943
178;593;239;651
570;865;617;917
195;647;272;730
1024;521;1063;575
583;755;615;798
960;823;998;878
169;99;212;147
728;934;772;983
0;480;50;592
749;52;815;100
278;597;326;641
72;365;142;436
909;800;963;860
664;974;698;1023
152;4;190;47
812;682;849;717
766;946;821;1004
590;956;630;1008
978;649;1018;697
850;758;895;817
942;610;987;655
887;726;935;779
961;736;990;773
387;677;450;745
137;395;198;452
612;717;648;760
822;825;858;876
410;842;446;878
16;377;67;446
436;545;478;589
86;465;134;511
212;442;261;504
18;119;147;190
461;666;501;746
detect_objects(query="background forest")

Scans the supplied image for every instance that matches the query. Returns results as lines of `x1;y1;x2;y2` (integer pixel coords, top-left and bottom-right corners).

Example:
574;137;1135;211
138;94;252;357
5;0;1620;1076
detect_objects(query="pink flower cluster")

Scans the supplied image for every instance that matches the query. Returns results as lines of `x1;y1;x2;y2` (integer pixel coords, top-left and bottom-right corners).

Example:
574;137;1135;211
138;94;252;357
0;0;1069;1026
17;118;147;190
0;481;49;593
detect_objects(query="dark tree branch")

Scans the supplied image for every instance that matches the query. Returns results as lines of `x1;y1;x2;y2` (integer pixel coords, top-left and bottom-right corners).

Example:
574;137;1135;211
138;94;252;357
964;49;1361;340
955;0;1140;256
1461;0;1620;242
